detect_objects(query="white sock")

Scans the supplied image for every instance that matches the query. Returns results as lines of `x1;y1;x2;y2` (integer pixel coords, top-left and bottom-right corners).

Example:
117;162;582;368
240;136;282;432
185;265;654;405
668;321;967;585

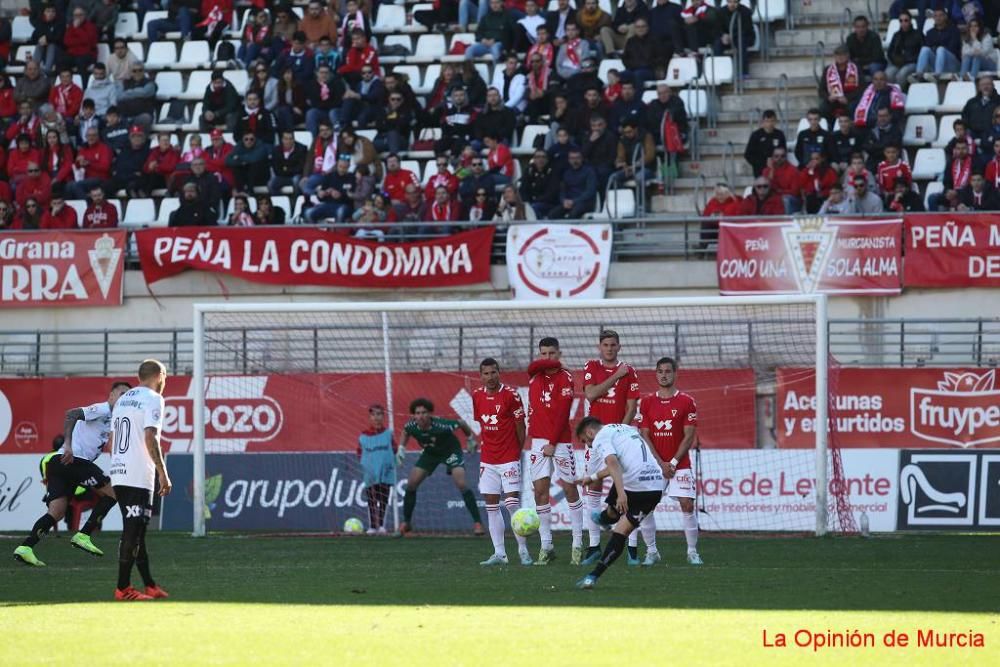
537;503;552;550
682;511;699;553
568;498;583;549
504;498;527;551
627;530;638;548
486;504;505;556
641;514;658;553
585;490;602;547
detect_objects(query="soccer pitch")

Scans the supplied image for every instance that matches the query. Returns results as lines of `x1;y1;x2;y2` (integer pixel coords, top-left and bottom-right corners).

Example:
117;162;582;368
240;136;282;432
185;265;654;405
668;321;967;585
2;533;997;666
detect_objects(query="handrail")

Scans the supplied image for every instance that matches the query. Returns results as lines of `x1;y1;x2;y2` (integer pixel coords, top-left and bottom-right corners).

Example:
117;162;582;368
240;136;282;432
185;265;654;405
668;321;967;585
728;10;745;95
630;140;646;218
749;106;762;132
776;73;790;139
865;0;881;27
813;40;826;87
695;173;709;214
753;0;770;62
840;7;853;45
723;141;737;189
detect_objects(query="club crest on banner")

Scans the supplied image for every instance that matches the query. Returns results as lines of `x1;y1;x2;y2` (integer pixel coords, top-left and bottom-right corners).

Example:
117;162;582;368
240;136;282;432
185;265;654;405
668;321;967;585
506;224;613;300
88;234;123;299
781;216;837;293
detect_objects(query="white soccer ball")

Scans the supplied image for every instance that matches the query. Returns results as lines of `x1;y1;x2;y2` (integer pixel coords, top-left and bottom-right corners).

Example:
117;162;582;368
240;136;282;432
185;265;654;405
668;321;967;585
343;518;365;534
511;508;540;537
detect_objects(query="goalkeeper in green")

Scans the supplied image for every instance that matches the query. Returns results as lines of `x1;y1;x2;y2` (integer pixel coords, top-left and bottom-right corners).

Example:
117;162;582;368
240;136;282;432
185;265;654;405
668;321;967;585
397;398;484;535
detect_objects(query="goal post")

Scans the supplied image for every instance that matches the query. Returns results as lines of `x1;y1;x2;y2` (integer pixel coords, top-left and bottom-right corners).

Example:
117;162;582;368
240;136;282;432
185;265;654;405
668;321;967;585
190;296;837;538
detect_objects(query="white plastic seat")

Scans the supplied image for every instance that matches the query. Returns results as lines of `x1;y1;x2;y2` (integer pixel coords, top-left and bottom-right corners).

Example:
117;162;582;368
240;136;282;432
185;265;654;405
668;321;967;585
923;181;944;210
662;57;699;87
157;198;181;227
409;35;446;64
154;72;183;101
911;148;946;180
598;59;625;86
139;11;168;39
115;12;139;39
153;102;186;131
214;40;239;61
223;70;249;93
380;35;412;64
795;116;829;133
180;102;203;132
904;82;939;114
270;196;292;219
642;90;657;104
590;189;636;219
698;56;733;85
932;114;962;148
127;41;145;61
420;160;437;184
402;5;433;33
940;81;975;113
391;65;424;93
11;16;33;42
145;41;177;70
177;41;211;70
122;199;157;227
373;5;406;34
294;130;312;147
414;64;440;96
883;19;899;48
903;114;937;146
66;200;88;226
515;125;549;156
181;71;213;101
679;89;709;119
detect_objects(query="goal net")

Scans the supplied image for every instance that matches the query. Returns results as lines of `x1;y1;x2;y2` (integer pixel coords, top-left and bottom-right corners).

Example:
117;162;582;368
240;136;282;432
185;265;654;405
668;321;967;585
181;297;855;537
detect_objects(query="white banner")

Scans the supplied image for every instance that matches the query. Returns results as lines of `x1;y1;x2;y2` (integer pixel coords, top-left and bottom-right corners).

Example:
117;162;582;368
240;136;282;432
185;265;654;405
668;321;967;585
506;223;612;300
536;449;900;532
0;454;123;531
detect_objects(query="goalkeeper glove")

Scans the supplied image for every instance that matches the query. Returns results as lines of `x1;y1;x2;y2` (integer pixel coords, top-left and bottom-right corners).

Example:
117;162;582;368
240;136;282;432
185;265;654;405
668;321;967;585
466;435;479;453
395;447;405;466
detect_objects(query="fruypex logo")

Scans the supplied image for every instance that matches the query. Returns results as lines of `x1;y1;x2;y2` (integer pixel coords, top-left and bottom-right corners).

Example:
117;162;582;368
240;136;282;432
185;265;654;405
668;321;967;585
910;370;1000;447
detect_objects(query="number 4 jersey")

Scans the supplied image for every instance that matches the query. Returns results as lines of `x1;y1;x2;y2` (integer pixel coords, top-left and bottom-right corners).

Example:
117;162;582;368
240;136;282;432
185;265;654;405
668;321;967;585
591;423;664;492
109;386;165;491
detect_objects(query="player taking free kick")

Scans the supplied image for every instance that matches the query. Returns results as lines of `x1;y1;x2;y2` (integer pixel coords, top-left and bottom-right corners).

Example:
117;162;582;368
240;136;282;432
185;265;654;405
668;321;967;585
108;359;172;601
527;337;584;565
637;357;702;565
473;358;532;566
14;382;132;567
575;418;666;589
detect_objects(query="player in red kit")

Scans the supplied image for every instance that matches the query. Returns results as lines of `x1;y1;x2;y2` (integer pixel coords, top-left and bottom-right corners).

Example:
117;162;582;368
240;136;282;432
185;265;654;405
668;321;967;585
472;358;532;566
637;356;702;565
527;337;584;565
580;330;643;565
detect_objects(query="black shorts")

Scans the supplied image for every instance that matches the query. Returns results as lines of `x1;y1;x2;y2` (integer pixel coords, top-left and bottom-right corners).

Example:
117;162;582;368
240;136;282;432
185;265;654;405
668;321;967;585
114;485;153;524
44;458;110;503
604;487;663;527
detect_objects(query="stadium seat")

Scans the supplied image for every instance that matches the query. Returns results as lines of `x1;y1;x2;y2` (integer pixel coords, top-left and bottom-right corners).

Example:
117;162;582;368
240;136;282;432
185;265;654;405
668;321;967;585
912;148;946;180
271;196;292;219
419;160;436;184
923;181;944;210
414;64;440;96
882;19;899;48
679;89;709;119
66;200;88;226
932;114;961;148
223;70;250;93
940;82;975;113
662;57;699;87
409;35;446;64
698;56;734;85
291;196;306;222
122;199;157;227
215;40;240;61
294;131;313;147
181;71;213;100
403;5;433;33
598;59;625;86
589;189;636;219
157;198;181;227
391;65;424;94
752;0;787;23
903;114;937;147
146;41;178;70
11;16;32;42
115;12;139;39
380;35;413;64
373;4;406;34
155;72;184;101
515;125;549;156
904;83;939;114
138;11;167;39
177;41;211;70
180;103;202;132
922;17;932;34
642;90;657;104
409;127;441;158
795;116;829;134
127;41;145;61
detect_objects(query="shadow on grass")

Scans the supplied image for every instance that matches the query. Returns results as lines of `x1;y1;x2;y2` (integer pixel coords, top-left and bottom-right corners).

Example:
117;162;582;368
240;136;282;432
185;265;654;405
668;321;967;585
1;532;998;611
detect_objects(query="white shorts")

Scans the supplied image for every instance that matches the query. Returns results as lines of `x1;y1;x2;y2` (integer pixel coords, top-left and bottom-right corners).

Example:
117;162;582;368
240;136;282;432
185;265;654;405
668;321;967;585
479;460;522;496
528;439;577;484
583;446;603;478
667;468;696;499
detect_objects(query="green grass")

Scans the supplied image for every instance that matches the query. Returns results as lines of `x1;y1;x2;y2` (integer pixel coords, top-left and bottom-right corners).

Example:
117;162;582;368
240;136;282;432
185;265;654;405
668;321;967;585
1;532;998;665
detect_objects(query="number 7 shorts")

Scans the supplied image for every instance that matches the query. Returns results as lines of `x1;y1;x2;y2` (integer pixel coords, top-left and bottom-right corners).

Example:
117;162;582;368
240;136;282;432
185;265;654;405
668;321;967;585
528;438;577;484
479;459;522;495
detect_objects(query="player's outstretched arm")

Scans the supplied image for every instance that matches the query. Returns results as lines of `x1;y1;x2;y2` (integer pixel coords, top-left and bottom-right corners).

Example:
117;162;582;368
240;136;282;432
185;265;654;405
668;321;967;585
455;419;479;451
61;407;85;463
144;427;171;496
622;398;638;425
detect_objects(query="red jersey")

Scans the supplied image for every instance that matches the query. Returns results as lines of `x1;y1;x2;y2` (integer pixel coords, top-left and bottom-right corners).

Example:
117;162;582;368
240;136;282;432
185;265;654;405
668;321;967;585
471;384;525;464
582;360;640;424
636;390;698;469
383;168;419;202
526;359;574;444
876;160;911;194
82;202;118;228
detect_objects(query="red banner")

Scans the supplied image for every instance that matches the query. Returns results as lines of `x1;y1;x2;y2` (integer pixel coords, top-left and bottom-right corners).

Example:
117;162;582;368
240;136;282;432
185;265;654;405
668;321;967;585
0;369;756;454
904;213;1000;287
717;217;902;295
134;226;495;288
0;231;125;307
778;367;1000;448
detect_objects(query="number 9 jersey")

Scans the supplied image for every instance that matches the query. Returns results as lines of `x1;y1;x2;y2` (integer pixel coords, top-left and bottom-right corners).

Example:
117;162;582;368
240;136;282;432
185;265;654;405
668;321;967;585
109;386;165;491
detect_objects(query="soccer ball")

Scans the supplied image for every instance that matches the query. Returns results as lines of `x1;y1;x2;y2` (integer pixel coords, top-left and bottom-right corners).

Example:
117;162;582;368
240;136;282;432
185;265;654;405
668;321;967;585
511;508;540;537
343;518;365;534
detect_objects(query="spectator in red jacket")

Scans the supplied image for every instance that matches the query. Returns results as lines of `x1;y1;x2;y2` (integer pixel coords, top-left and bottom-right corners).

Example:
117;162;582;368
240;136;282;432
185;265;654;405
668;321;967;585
41;192;79;229
142;132;182;194
799;152;839;214
382;154;420;204
338;29;379;86
0;75;17;122
204;129;235;193
68;126;113;198
62;7;99;73
82;185;119;228
700;183;741;250
484;133;514;185
5;101;42;147
15;163;53;210
48;69;84;122
424;155;460;202
420;185;461;235
741;177;784;216
42;128;74;186
8;134;42;189
762;146;801;213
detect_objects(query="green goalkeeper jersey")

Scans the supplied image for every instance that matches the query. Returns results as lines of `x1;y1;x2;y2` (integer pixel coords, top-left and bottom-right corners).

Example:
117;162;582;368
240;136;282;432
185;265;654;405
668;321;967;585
403;417;463;457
